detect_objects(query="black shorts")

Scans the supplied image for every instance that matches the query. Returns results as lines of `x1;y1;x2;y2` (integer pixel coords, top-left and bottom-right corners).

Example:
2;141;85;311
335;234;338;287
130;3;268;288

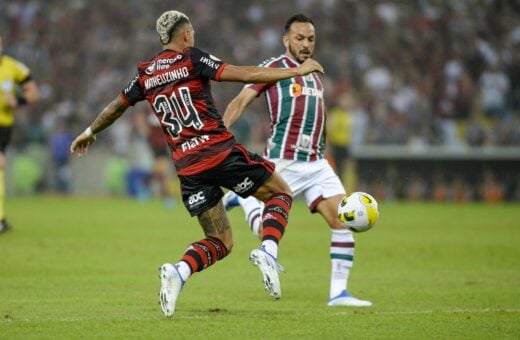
178;144;275;216
0;126;13;152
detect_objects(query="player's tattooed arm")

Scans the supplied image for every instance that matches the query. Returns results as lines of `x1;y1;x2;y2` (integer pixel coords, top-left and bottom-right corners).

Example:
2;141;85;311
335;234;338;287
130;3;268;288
70;95;129;156
90;95;129;134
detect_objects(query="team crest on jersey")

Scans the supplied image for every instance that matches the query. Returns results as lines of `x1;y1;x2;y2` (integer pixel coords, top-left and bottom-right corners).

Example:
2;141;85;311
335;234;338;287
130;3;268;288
145;61;156;75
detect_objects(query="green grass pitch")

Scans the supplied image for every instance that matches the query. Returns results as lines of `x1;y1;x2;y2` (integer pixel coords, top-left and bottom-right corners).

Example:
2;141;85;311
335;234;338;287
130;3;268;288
0;196;519;339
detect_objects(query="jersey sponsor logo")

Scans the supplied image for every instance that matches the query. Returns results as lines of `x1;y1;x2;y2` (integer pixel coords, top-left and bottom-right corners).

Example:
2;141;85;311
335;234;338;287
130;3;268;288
181;135;210;152
233;177;254;193
124;74;140;94
289;83;323;98
158;55;183;64
188;191;206;207
290;83;302;96
144;67;189;90
291;134;316;154
199;56;221;70
145;56;183;75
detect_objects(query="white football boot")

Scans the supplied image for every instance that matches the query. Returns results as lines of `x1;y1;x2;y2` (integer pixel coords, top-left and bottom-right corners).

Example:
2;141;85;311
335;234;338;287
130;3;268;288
249;246;284;299
222;191;240;211
328;290;373;307
159;263;185;317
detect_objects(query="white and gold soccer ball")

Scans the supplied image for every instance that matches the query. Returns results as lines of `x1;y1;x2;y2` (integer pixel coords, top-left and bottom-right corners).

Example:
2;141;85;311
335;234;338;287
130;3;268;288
338;192;379;232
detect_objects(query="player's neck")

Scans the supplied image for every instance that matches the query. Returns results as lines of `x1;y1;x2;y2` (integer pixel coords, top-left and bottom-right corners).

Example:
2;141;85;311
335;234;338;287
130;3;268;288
162;42;187;53
284;52;301;65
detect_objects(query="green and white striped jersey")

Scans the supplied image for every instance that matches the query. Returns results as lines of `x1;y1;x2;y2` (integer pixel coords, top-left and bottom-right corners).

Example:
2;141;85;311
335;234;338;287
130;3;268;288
247;54;325;161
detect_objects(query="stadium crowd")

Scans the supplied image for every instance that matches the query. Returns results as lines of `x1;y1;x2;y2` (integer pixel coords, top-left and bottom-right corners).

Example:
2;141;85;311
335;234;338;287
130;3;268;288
1;0;519;200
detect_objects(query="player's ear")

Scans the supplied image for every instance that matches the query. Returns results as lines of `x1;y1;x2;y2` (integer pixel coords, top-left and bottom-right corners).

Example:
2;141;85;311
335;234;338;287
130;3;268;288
282;34;289;49
182;27;192;43
182;28;190;42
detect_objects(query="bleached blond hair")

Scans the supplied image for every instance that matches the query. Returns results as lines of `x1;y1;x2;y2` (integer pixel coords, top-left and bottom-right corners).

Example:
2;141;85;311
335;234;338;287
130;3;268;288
156;10;191;45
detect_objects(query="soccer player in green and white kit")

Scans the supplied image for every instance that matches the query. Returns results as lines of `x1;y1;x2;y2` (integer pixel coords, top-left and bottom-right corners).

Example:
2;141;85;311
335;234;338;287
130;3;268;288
223;14;371;307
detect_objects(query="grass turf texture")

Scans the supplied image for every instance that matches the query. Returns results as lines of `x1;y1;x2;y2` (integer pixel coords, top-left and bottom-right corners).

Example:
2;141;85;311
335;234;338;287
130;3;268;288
0;197;519;339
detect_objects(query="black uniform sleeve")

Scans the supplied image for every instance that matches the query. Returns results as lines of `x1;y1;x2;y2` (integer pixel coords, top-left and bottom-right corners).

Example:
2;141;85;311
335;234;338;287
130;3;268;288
189;47;227;81
120;73;145;106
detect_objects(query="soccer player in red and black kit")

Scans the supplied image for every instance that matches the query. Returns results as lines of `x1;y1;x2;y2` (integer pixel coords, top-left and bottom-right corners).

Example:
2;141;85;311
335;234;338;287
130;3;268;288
70;10;324;317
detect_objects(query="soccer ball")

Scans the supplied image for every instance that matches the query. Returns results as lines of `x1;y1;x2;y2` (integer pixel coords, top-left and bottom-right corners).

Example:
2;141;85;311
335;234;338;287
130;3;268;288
338;192;379;232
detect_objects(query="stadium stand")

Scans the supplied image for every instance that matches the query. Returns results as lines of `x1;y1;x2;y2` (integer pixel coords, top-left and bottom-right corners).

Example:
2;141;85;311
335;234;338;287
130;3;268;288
1;0;519;200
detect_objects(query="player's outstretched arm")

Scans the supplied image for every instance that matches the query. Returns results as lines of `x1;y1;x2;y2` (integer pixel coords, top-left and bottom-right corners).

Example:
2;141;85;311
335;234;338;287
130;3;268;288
220;58;324;83
70;95;129;157
223;87;258;129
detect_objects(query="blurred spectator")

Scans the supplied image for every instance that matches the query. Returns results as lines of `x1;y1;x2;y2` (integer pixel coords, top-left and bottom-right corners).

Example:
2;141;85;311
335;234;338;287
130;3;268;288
327;92;354;183
464;113;488;146
479;63;511;119
432;174;450;202
147;111;176;208
125;109;154;200
48;117;73;193
404;174;427;201
1;0;519;201
479;170;504;203
2;0;518;150
451;177;472;202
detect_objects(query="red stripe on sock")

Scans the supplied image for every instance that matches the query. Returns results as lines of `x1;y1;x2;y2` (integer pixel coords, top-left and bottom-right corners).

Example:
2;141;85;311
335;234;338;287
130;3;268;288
331;242;355;248
193;246;210;269
180;238;229;273
270;193;292;211
272;212;287;226
261;193;293;244
262;227;282;240
181;254;198;273
207;236;228;259
199;239;217;263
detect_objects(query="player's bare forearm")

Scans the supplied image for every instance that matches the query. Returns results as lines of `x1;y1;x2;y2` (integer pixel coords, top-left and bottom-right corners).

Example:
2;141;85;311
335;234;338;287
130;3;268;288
220;58;324;83
70;95;128;157
223;99;242;128
90;95;128;134
223;88;257;128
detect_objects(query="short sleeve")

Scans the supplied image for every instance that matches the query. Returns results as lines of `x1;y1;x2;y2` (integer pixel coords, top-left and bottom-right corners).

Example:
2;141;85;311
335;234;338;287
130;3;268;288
189;47;227;81
245;82;273;96
14;60;31;84
120;73;145;106
244;57;278;95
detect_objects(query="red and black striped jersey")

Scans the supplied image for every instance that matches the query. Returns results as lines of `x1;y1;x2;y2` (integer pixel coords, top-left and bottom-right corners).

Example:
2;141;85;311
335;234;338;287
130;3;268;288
120;47;235;176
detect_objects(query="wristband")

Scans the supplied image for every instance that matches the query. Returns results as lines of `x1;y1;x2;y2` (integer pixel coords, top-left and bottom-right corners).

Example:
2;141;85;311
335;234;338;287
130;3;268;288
84;126;95;137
